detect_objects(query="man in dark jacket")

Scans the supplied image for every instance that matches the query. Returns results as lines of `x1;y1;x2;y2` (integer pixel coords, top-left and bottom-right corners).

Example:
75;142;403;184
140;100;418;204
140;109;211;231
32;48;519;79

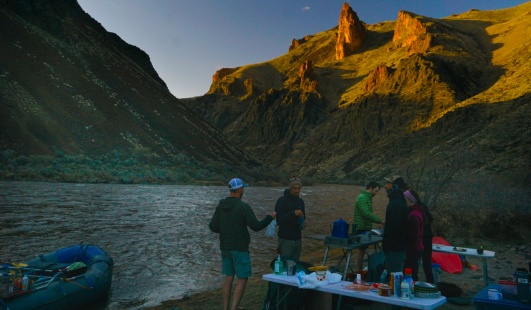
382;176;409;274
209;178;276;310
275;176;306;260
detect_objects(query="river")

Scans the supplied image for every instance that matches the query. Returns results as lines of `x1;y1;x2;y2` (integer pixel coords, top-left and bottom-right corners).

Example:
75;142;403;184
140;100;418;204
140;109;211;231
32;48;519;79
0;181;387;309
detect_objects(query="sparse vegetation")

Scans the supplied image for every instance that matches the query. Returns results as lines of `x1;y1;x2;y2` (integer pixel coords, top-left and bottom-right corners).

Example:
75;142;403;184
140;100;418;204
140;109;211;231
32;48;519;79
0;149;286;186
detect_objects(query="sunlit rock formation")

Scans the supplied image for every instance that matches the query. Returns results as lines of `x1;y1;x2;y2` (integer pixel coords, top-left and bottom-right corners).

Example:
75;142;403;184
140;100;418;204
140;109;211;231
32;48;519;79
335;2;367;60
392;11;432;55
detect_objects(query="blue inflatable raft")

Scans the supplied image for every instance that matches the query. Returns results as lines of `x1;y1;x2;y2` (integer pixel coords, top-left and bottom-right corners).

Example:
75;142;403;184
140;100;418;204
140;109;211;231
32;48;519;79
0;244;113;310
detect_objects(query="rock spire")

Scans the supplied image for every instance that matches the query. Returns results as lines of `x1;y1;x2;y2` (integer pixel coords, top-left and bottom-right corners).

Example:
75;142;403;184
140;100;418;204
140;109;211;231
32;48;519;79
335;2;367;60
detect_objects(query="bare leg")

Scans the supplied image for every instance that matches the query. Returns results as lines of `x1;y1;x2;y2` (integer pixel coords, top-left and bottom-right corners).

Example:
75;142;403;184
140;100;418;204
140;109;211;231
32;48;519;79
357;248;366;272
230;277;248;310
223;275;234;310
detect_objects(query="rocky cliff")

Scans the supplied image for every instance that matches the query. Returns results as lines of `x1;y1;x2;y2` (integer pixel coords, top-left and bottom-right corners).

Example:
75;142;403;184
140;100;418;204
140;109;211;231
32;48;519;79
184;2;531;184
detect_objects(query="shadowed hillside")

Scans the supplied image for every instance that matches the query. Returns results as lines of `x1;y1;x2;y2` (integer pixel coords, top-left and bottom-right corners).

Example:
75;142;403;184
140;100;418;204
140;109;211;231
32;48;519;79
0;0;266;183
182;2;531;186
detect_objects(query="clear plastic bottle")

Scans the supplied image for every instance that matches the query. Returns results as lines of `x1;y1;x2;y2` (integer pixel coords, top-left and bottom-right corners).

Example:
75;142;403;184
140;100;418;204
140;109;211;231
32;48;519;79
400;279;410;299
380;269;388;283
22;274;29;291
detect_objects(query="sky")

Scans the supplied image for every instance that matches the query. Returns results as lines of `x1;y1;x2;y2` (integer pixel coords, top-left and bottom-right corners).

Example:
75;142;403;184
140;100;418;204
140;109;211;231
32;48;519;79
77;0;529;99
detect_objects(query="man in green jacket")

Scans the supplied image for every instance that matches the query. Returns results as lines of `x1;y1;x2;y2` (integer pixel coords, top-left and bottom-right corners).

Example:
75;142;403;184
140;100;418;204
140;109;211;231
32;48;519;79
354;181;385;272
209;178;276;310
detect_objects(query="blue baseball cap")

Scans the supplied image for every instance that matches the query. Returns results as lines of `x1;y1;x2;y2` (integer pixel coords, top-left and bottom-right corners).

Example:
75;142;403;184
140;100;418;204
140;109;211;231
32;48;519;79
228;178;248;190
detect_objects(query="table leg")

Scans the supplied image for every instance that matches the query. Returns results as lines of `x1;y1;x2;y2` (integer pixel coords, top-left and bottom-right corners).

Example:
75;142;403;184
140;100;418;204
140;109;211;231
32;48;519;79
482;258;489;286
276;283;279;309
336;295;343;310
343;250;352;281
275;284;293;310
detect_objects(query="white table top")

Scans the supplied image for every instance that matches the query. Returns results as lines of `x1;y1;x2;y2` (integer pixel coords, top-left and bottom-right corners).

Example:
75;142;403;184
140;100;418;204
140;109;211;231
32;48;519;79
263;273;446;310
432;244;495;259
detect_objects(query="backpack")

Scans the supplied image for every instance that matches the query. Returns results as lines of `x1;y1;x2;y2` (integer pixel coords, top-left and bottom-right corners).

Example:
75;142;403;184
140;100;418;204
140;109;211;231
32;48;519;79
262;256;313;310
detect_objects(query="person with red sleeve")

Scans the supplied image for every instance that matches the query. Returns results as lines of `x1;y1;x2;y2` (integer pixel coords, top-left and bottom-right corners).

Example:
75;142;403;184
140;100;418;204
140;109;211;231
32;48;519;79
403;189;425;281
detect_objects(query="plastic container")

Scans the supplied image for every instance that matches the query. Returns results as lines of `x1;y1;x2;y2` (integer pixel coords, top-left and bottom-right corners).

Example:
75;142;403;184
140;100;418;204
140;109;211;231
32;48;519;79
274;255;283;275
22;274;29;291
380;269;388;283
404;268;415;297
431;263;441;285
392;272;403;297
401;280;411;299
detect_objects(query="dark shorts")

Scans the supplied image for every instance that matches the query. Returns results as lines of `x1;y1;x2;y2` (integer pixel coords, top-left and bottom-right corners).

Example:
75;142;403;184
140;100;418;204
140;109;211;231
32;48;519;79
357;230;370;249
221;250;252;278
277;238;302;261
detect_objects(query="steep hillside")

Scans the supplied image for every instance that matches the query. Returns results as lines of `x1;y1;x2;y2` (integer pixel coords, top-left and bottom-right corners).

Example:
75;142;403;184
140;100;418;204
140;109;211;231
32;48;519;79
0;0;264;182
183;2;531;184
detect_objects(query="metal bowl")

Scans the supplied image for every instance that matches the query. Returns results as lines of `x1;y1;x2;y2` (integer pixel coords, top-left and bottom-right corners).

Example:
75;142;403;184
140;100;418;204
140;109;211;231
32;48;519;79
370;229;384;236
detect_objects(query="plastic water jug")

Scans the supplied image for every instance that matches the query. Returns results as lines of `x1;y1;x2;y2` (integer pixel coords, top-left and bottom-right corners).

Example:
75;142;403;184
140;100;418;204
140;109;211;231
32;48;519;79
331;218;349;238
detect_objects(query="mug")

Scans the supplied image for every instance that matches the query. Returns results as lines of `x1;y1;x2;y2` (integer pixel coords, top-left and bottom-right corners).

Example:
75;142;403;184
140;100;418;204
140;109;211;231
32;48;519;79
286;260;296;276
488;288;502;300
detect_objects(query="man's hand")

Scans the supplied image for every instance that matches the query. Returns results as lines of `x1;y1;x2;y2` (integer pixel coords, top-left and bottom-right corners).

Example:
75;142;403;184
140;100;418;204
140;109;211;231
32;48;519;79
294;210;304;217
270;212;277;219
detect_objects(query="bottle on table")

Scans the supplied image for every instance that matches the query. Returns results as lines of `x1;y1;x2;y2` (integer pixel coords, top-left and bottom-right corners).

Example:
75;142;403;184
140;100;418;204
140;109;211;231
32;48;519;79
404;267;415;297
380;269;388;283
400;279;411;299
274;254;283;275
22;274;29;291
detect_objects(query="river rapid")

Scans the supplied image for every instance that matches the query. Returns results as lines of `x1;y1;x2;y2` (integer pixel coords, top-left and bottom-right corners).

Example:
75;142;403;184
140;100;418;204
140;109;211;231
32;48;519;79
0;181;388;309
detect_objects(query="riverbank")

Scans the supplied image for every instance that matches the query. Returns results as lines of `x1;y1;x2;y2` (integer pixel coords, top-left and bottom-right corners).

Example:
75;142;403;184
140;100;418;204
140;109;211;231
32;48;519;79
144;183;530;310
147;240;530;310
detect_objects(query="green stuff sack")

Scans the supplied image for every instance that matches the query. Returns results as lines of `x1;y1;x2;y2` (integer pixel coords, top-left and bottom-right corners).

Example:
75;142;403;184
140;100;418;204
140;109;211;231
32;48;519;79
66;262;86;271
63;262;88;277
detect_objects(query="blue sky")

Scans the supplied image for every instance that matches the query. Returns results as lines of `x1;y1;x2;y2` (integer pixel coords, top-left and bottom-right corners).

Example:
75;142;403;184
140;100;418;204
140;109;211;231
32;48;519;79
78;0;529;99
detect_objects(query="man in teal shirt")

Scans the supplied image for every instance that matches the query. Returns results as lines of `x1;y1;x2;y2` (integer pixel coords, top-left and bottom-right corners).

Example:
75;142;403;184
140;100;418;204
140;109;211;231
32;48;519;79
354;181;384;272
209;178;276;310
